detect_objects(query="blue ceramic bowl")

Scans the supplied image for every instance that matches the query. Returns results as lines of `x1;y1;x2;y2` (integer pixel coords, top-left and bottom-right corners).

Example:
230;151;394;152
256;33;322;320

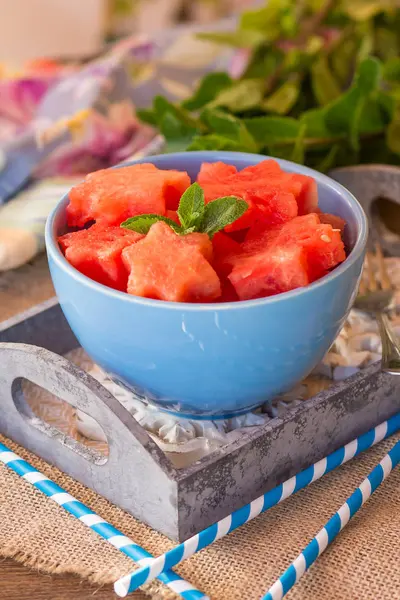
45;151;367;419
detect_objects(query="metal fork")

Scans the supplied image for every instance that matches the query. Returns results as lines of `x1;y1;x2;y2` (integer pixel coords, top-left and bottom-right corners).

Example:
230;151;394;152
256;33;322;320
354;242;400;374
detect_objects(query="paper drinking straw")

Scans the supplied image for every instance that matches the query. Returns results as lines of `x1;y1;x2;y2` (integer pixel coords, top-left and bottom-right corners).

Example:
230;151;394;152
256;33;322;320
0;442;208;600
262;438;400;600
113;412;400;597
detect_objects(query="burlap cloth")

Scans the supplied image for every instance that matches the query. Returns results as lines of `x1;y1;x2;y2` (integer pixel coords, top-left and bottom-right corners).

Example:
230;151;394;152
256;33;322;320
1;256;400;599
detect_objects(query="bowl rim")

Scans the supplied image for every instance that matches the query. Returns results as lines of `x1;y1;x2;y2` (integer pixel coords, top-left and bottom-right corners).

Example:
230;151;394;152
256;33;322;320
45;150;368;312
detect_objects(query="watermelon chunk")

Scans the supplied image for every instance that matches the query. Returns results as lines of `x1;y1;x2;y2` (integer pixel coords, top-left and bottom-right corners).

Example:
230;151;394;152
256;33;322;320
229;245;310;300
270;215;346;280
242;214;346;283
67;163;191;227
249;161;318;215
197;160;319;231
290;173;318;215
318;212;346;233
58;223;143;291
122;221;221;303
219;279;240;302
212;231;243;277
166;210;181;225
244;213;320;250
197;161;298;232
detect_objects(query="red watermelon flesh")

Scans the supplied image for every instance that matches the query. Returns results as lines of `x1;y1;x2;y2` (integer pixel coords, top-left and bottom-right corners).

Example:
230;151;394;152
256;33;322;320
290;173;318;215
197;161;298;232
241;214;346;283
270;216;346;280
219;279;240;302
67;163;191;227
212;231;243;277
198;159;318;218
197;161;237;182
166;210;181;225
244;214;321;251
58;223;143;291
122;221;221;303
244;161;318;215
229;245;310;300
318;212;346;233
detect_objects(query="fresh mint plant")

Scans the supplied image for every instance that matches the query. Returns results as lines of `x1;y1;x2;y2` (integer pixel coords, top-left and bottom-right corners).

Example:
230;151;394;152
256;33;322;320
121;183;247;238
138;1;400;171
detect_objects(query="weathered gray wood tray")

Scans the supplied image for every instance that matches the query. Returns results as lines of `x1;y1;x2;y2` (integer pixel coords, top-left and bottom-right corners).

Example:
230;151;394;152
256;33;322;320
0;164;399;542
0;297;398;542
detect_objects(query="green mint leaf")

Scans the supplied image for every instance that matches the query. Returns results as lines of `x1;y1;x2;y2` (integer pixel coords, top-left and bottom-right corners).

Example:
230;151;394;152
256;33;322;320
299;108;330;138
199;197;248;238
305;36;325;58
344;1;385;21
240;1;291;40
357;24;374;64
290;124;306;164
331;38;358;86
187;134;245;152
357;99;388;133
163;137;192;153
201;108;258;151
209;79;265;113
182;226;197;234
324;58;382;137
197;29;265;49
324;87;361;135
311;57;342;107
159;112;197;152
383;57;400;82
177;183;205;230
244;50;280;79
121;214;182;235
387;104;400;155
355;57;382;94
377;90;397;121
136;108;158;126
262;79;300;115
182;72;233;111
376;28;399;62
149;97;201;148
152;96;200;131
315;145;341;173
244;115;301;146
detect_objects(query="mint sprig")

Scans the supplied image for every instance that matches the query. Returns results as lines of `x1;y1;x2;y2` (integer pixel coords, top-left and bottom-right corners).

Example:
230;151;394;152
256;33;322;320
200;196;248;237
120;183;248;238
177;182;205;230
120;214;182;234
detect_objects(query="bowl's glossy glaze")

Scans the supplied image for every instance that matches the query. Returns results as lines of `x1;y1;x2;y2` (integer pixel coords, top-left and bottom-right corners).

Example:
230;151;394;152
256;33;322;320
45;151;368;418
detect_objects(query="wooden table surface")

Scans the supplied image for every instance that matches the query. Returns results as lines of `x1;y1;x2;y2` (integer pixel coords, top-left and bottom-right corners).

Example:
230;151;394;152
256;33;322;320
2;558;117;599
0;254;118;599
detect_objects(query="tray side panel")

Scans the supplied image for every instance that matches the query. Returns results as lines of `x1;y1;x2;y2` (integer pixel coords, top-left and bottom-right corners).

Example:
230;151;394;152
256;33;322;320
0;343;179;539
0;298;78;355
177;365;399;540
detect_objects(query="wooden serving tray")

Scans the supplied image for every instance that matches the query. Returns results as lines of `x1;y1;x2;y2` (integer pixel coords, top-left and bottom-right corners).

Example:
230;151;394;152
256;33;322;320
0;165;399;542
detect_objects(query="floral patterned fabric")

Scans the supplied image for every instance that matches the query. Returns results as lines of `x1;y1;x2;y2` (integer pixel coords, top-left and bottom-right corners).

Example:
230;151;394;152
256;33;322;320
0;19;241;270
0;22;240;178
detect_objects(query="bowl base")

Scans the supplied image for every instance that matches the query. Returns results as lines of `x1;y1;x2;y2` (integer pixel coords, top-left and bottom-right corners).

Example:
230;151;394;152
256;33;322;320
150;402;263;421
108;374;263;420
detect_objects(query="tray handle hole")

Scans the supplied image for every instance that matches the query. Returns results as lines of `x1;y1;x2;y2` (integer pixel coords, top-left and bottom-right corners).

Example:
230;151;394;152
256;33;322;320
372;196;400;236
12;378;109;466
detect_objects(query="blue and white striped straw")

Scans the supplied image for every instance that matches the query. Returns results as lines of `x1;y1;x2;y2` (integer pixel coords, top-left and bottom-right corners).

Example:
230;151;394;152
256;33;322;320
262;438;400;600
114;412;400;597
0;442;208;600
